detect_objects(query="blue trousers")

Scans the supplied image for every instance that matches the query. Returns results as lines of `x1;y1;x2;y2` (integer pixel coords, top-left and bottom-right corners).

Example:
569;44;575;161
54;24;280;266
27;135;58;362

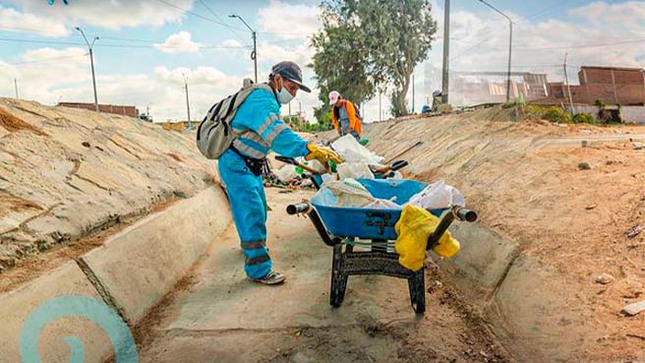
218;149;271;279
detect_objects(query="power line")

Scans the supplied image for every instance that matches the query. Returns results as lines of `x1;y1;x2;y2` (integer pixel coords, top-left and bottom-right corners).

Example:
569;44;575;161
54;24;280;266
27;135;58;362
0;36;250;50
0;36;81;46
154;0;244;30
196;0;248;45
514;38;645;51
3;54;86;66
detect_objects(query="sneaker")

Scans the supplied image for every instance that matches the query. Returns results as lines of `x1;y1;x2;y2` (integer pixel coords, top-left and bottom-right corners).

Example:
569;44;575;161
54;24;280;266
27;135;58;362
251;271;285;285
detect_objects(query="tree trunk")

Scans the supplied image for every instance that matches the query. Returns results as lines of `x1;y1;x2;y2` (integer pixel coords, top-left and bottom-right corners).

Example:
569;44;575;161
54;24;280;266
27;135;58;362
391;74;411;117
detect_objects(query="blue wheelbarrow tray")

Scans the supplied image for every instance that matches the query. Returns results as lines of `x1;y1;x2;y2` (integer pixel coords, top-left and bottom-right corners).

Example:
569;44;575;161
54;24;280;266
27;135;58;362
311;179;447;240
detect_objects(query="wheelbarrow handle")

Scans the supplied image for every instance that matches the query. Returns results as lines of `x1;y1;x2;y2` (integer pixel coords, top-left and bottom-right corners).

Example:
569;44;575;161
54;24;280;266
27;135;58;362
275;156;325;175
287;202;311;215
455;207;477;222
390;160;409;171
426;206;478;250
275;155;298;165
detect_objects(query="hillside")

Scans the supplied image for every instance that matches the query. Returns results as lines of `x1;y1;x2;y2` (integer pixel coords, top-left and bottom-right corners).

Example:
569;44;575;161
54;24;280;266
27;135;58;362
0;98;215;278
360;107;645;362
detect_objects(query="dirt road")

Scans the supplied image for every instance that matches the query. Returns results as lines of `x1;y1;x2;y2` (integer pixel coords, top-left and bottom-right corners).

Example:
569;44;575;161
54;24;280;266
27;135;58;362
135;188;509;363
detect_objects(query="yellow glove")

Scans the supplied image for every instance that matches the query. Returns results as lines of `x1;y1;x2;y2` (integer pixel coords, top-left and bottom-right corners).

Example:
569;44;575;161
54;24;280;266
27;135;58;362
305;143;343;167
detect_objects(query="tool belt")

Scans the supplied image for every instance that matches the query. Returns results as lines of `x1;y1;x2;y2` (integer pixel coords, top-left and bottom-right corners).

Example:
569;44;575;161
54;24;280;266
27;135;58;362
230;146;267;177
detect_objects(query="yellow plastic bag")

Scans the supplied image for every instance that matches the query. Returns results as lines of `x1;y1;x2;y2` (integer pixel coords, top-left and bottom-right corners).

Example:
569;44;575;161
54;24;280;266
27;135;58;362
394;205;461;271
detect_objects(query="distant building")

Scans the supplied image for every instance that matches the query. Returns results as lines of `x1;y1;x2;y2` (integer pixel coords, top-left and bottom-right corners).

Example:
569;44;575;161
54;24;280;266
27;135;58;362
451;72;549;105
57;102;140;117
545;66;645;106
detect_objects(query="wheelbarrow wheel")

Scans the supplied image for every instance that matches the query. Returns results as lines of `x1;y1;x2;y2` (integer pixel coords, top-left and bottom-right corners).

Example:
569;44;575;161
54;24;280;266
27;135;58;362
408;270;426;314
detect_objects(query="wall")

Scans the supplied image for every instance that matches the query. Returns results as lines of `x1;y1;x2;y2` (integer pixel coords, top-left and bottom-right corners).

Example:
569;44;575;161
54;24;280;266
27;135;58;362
574;105;645;124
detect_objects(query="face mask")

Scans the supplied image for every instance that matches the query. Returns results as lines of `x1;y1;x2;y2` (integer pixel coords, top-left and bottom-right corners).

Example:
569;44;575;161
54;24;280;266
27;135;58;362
277;79;295;104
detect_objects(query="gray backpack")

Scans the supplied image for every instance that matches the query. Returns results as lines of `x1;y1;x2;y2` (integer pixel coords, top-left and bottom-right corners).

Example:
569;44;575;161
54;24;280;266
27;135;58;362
196;82;274;159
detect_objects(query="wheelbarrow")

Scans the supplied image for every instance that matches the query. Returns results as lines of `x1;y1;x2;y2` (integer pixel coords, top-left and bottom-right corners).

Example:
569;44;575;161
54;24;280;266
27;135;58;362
286;178;477;314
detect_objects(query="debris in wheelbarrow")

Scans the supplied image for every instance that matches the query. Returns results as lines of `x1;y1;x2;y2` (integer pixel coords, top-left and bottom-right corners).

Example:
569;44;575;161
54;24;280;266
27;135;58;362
286;178;478;314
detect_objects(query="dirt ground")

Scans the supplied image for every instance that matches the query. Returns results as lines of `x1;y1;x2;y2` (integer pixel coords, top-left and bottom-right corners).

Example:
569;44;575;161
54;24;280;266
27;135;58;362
134;188;511;363
360;107;645;362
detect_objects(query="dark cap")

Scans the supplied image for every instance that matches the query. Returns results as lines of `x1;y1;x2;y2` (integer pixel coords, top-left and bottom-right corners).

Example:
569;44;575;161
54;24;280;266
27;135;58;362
271;61;311;93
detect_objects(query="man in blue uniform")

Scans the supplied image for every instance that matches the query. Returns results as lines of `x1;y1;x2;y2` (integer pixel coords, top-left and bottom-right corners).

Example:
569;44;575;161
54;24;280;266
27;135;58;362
219;61;342;285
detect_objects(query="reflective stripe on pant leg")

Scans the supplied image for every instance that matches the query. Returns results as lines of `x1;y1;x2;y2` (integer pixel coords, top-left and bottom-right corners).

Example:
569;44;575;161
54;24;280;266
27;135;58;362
218;149;272;279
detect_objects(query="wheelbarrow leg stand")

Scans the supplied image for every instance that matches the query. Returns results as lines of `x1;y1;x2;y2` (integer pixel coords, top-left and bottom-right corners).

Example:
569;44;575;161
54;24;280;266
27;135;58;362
408;268;426;313
329;243;426;313
330;244;349;307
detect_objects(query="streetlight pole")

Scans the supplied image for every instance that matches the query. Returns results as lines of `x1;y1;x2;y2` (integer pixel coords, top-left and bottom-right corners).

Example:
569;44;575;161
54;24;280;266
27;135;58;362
441;0;450;104
478;0;513;103
182;73;191;123
75;27;99;112
229;14;257;84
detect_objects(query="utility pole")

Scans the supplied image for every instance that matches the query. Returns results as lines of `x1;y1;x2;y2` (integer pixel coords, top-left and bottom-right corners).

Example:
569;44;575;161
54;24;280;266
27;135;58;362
182;73;191;122
379;91;382;122
14;78;18;99
478;0;513;103
563;53;574;113
412;74;415;113
75;27;99;112
441;0;450;104
229;14;257;83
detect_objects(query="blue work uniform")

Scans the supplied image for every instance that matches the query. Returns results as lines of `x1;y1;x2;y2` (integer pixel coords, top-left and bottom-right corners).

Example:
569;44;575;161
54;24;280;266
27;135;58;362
218;87;309;279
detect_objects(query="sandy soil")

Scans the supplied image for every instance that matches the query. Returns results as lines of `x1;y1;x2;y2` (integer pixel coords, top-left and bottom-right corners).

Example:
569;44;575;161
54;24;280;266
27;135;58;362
0;98;215;281
360;107;645;362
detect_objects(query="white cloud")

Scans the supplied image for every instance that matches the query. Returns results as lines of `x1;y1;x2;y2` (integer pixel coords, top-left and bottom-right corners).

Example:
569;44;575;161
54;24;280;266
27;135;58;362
256;41;314;69
5;0;195;30
222;39;244;48
0;6;68;37
257;0;321;39
154;32;201;54
416;0;645;106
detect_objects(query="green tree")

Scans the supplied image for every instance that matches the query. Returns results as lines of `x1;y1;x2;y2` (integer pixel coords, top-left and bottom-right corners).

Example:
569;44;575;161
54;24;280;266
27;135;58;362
311;7;376;119
311;0;437;118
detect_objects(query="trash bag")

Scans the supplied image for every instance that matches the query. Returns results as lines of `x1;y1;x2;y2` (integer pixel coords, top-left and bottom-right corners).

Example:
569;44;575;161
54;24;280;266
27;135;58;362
274;165;299;183
331;135;384;164
337;162;375;180
407;180;465;209
322;178;375;207
395;205;460;271
364;198;402;210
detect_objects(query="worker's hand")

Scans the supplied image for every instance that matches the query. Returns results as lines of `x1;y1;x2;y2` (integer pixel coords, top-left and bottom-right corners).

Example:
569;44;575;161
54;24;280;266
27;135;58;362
305;143;343;169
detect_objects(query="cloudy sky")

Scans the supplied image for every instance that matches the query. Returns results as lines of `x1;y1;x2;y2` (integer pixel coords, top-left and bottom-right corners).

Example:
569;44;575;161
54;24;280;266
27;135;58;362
0;0;643;122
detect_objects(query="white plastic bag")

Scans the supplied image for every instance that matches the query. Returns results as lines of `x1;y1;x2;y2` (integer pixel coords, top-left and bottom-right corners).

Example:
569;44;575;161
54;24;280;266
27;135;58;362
323;178;375;207
331;135;384;164
407;180;465;209
337;162;375;180
274;165;298;183
365;198;403;210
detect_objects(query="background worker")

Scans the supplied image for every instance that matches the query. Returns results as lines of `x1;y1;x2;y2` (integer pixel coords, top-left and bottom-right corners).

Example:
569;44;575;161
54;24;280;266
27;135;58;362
219;61;342;285
328;90;363;140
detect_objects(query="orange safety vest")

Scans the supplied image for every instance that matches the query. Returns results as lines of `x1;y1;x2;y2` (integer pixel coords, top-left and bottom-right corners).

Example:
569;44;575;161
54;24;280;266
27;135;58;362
331;100;362;136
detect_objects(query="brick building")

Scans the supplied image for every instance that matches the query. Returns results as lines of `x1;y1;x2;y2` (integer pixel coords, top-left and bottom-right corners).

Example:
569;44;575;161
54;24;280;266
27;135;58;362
547;66;645;106
57;102;140;117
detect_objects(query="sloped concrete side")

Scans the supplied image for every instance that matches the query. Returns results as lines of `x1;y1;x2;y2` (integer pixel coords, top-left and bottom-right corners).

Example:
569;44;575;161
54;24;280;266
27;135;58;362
80;186;231;324
435;222;519;303
0;262;118;363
